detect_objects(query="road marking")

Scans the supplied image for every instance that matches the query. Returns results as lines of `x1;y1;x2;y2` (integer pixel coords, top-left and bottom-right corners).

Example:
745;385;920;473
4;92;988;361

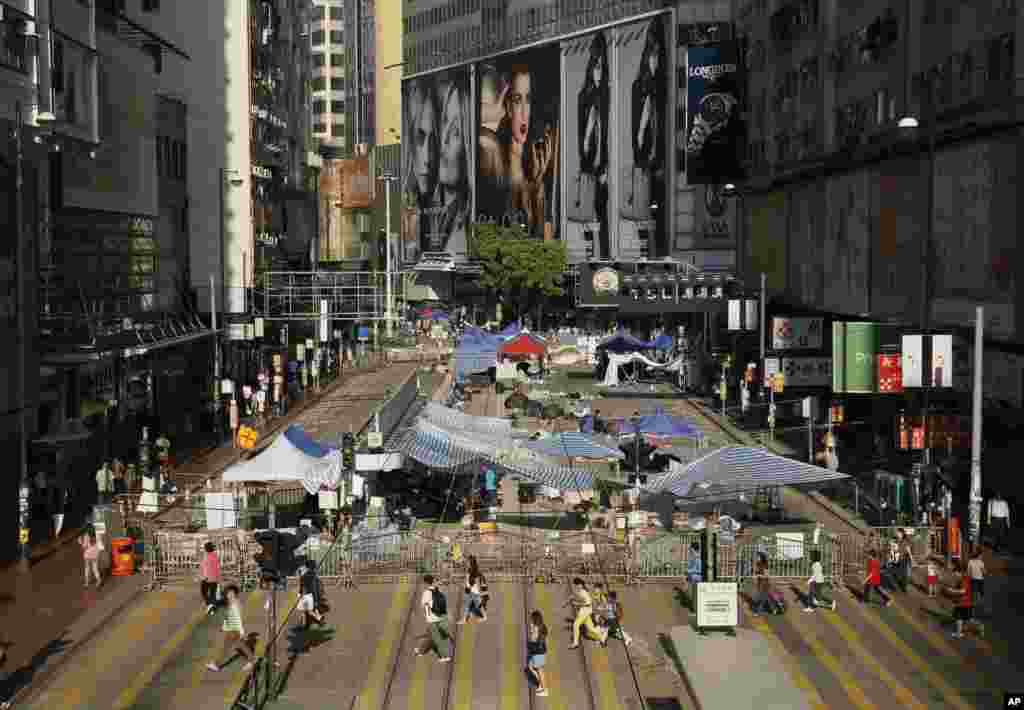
222;590;293;706
853;602;978;710
29;589;182;710
408;637;430;710
749;615;829;710
452;619;477;710
533;583;567;710
502;582;523;710
355;580;412;710
588;644;623;710
817;607;928;710
784;605;880;710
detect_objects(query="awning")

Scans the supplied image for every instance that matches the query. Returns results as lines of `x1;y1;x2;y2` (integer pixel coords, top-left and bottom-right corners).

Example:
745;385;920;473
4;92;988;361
500;333;547;358
42;327;217;366
524;432;624;460
648;446;849;501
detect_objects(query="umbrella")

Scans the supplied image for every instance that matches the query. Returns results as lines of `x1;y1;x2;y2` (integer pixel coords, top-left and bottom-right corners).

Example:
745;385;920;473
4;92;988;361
524;432;625;460
616;408;703;439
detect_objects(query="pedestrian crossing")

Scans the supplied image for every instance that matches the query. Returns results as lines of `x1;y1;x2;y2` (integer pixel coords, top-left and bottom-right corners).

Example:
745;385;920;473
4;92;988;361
18;575;1021;710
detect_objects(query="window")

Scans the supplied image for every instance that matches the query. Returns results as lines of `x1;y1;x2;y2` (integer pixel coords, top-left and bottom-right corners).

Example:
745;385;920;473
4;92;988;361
331;100;345;112
312;30;325;45
331;123;345;137
313;100;326;114
330;30;344;44
331;77;345;90
874;88;888;125
142;0;160;10
330;6;343;20
313;123;327;134
311;76;326;90
313;52;325;67
156;136;164;175
330;53;343;67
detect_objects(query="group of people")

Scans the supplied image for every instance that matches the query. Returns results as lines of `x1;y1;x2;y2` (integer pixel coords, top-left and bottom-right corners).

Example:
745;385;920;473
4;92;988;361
416;569;632;698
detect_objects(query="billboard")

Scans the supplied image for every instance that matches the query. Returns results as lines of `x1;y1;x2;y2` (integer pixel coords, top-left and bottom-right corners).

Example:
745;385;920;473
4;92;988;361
477;45;561;241
402;67;473;257
781;357;832;387
832;322;879;394
338;156;373;210
771;317;824;350
617;16;669;258
683;42;745;185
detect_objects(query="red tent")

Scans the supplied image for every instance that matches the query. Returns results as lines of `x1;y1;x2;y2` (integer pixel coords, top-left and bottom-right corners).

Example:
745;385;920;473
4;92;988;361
499;333;548;359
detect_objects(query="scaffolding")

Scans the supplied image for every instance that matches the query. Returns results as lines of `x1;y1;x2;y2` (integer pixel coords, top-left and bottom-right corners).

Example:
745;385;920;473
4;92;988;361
254;270;416;321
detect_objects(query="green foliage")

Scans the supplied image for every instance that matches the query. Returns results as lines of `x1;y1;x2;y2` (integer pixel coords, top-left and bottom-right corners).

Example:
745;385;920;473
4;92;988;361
468;223;568;309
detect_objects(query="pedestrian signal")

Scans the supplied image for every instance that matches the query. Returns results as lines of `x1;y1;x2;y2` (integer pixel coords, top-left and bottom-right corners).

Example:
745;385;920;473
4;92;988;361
342;432;356;469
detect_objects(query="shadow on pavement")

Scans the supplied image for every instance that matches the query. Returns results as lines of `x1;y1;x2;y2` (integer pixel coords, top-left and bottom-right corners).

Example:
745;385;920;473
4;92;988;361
0;634;73;704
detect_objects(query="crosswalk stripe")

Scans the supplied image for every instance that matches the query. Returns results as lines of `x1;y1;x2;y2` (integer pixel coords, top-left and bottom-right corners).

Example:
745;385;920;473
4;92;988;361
222;590;293;706
533;583;567;710
888;597;975;662
408;637;430;710
749;616;828;710
785;605;880;710
853;602;977;710
587;645;623;710
355;580;413;710
501;583;523;710
817;608;928;710
27;590;182;710
452;620;477;709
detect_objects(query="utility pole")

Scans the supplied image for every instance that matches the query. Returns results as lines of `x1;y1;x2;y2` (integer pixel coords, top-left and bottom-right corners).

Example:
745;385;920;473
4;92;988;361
14;100;29;567
379;173;398;337
968;306;983;548
211;274;220;439
759;272;766;400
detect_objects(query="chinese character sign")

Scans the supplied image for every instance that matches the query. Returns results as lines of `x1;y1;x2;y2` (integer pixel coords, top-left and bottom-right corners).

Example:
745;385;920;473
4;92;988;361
877;354;903;392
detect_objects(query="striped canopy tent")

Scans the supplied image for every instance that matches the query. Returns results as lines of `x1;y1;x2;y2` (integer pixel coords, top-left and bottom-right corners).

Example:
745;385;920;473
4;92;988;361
616;408;704;440
646;445;849;502
524;432;625;460
421;402;514;437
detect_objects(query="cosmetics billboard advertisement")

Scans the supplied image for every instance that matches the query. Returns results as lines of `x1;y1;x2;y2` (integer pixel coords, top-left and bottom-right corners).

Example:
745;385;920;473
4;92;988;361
476;46;561;240
402;67;473;258
684;41;745;185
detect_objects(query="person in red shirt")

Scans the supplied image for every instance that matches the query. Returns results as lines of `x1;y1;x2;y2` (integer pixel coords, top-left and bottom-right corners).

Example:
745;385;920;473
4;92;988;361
862;549;892;607
947;561;983;639
199;542;221;614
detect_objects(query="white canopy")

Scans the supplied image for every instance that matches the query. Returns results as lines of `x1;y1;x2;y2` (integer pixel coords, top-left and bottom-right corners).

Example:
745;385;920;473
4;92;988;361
222;430;344;494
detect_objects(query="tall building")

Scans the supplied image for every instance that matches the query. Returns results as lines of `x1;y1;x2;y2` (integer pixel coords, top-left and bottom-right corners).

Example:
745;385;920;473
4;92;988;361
310;0;348;148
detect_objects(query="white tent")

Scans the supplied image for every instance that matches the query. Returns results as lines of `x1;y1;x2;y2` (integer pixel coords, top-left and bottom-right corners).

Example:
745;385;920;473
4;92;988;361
222;431;344;494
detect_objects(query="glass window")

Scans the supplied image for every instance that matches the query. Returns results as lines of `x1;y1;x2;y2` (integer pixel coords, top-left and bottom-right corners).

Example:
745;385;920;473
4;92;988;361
330;30;344;44
330;53;343;67
314;6;325;19
311;76;326;90
312;30;325;45
331;77;345;90
313;52;325;67
313;100;326;114
330;6;343;20
156;136;164;175
331;123;345;136
313;123;327;134
331;100;345;112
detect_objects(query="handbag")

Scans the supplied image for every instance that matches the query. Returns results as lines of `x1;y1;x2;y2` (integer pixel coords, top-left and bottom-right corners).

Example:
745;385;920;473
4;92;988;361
619;165;652;222
568;173;598;223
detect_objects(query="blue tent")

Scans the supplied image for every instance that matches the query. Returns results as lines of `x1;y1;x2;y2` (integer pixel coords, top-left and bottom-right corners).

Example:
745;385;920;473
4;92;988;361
282;424;335;457
524;432;625;460
597;330;657;353
497;321;522;338
653;334;674;351
454;329;500;383
617;408;703;438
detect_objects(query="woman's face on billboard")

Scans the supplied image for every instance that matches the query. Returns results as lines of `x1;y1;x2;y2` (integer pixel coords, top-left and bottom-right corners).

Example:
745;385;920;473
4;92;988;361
646;29;661;75
413;88;438;196
591;50;604;85
507;71;531;146
439;86;464;188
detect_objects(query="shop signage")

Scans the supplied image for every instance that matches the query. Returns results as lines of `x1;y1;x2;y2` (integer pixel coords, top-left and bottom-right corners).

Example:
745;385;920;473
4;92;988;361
763;356;780;386
781;357;831;387
902;334;953;388
877;354;903;392
256;231;283;247
252;165;274;180
592;268;620;295
696;582;738;627
129;217;154;235
832;322;879;393
772;317;823;350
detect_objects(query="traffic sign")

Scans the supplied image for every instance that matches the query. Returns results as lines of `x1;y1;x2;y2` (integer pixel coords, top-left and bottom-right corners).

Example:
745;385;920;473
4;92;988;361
772;373;785;393
237;426;258;450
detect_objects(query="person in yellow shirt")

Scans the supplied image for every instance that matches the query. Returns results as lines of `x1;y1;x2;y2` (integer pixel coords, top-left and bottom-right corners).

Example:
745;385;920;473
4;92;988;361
564;577;607;649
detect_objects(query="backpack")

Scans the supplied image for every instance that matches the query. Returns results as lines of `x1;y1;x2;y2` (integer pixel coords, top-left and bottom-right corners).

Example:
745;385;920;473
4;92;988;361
430;587;447;617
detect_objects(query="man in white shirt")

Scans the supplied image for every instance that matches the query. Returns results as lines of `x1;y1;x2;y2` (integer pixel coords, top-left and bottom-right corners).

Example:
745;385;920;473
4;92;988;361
987;494;1011;553
415;575;451;662
967;548;986;610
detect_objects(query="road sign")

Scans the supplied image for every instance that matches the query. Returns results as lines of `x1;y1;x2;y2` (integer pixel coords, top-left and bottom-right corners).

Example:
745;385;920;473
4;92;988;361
237;426;258;450
772;373;785;393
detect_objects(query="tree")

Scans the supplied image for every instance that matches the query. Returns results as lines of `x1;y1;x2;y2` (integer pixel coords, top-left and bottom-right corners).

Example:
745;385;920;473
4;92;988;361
468;223;568;324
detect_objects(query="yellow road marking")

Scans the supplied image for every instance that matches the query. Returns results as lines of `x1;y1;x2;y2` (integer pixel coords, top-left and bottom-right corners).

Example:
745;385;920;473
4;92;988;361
818;608;928;710
853;601;978;710
33;590;181;710
355;580;412;710
588;644;623;710
888;598;969;661
452;619;477;709
501;583;523;710
785;606;879;710
533;583;567;710
408;637;430;710
749;616;828;710
222;590;293;706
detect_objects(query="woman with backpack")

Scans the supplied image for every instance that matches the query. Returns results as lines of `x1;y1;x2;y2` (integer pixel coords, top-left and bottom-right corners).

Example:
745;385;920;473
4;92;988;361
458;555;486;624
526;610;549;697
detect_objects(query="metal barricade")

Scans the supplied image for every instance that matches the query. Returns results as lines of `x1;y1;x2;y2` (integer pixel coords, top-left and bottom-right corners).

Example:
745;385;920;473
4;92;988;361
147;528;259;591
634;531;704;579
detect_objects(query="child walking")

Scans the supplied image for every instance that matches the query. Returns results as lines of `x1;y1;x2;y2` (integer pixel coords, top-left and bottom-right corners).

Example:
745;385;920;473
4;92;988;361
926;560;939;597
79;526;102;588
526;610;549;697
207;585;256;672
199;542;221;614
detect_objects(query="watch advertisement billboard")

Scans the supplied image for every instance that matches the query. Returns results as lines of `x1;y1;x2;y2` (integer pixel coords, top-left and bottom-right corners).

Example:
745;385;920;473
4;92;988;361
477;46;561;241
683;42;745;185
403;67;474;258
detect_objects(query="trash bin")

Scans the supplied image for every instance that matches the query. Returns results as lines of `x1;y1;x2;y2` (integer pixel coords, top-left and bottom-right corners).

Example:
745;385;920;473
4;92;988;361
111;537;135;576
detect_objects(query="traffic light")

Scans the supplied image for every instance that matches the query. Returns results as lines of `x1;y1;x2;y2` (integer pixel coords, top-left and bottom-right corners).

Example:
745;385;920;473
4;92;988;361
342;432;356;469
254;529;308;582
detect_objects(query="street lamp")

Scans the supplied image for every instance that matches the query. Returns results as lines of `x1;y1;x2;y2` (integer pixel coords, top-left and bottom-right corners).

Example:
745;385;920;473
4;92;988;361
378;173;399;337
217;169;243;440
721;183;765;398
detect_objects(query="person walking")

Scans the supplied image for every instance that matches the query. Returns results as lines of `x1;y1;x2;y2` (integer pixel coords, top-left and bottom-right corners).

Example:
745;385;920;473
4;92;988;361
207;585;256;672
926;559;939;597
804;549;836;612
604;591;633;646
415;575;452;662
79;526;102;588
199;542;221;614
947;561;983;639
967;547;986;615
986;493;1011;553
526;610;549;697
565;577;608;649
862;549;892;607
897;534;915;593
297;562;326;628
458;556;486;624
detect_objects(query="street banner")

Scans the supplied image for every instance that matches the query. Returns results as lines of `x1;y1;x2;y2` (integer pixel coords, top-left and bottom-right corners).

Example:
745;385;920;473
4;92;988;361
744;299;758;331
772;317;824;350
901;334;924;387
931;334;953;387
728;299;742;331
877;354;903;392
763;356;780;387
832;322;879;393
781;357;831;387
684;42;745;184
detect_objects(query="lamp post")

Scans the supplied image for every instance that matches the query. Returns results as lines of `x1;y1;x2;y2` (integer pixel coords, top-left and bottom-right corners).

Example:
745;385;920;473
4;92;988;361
378;173;398;337
723;183;763;399
217;169;243;439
